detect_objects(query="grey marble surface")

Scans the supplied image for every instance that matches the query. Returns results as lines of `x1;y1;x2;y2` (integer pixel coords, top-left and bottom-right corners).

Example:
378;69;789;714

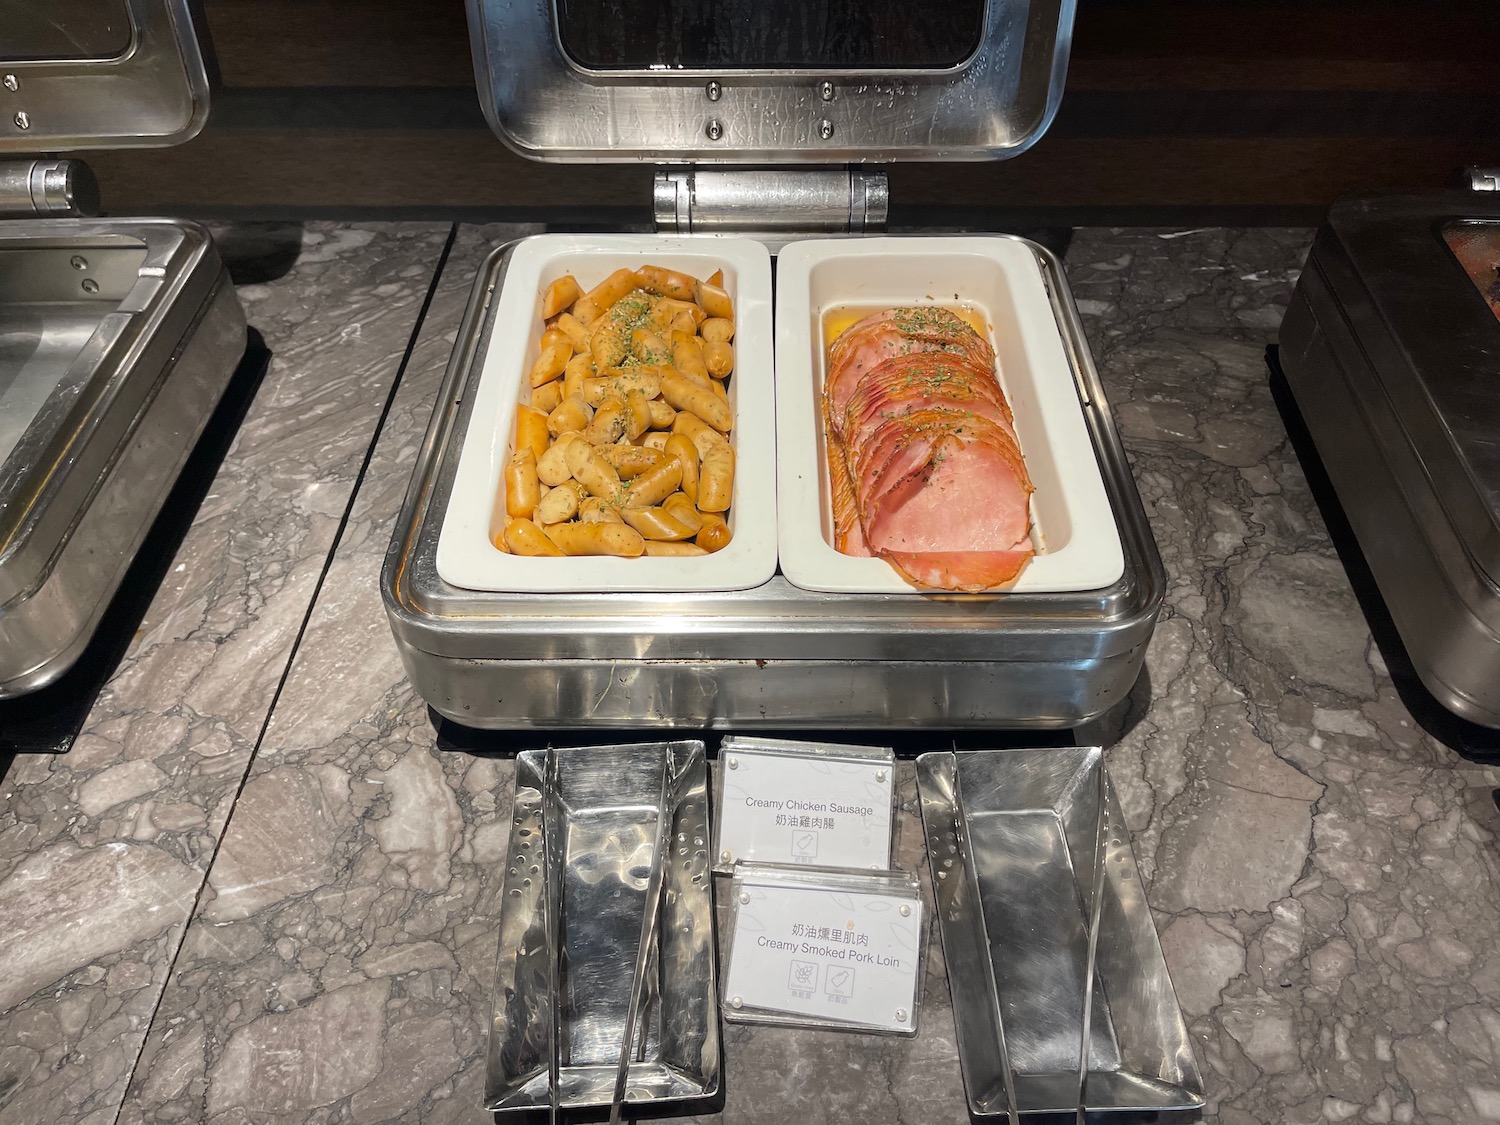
0;221;452;1125
5;225;1500;1125
1068;229;1500;1125
115;224;538;1125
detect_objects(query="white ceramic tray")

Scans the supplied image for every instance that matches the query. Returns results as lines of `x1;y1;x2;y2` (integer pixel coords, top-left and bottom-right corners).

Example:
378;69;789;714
438;234;776;593
774;237;1125;595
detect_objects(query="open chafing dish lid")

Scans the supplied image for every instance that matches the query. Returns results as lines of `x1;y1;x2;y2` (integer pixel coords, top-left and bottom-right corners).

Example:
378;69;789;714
0;0;211;153
1313;193;1500;585
467;0;1075;162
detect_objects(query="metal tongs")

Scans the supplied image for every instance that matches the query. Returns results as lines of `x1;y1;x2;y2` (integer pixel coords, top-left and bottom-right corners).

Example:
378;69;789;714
1075;761;1111;1125
539;746;674;1123
542;748;565;1125
608;747;675;1124
951;763;1021;1125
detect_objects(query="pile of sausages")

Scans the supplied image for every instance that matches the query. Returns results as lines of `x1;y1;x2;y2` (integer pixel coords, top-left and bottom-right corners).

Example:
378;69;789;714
501;264;737;558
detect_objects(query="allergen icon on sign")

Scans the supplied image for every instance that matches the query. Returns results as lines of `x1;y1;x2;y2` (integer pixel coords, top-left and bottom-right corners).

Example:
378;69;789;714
791;829;819;859
825;966;855;1001
788;959;819;994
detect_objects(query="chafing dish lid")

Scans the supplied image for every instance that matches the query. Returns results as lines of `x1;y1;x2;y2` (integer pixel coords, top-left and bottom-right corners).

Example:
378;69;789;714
0;0;210;153
1320;194;1500;585
468;0;1075;162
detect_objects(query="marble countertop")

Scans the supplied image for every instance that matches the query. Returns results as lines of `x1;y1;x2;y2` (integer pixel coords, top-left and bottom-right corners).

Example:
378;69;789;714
3;224;1500;1125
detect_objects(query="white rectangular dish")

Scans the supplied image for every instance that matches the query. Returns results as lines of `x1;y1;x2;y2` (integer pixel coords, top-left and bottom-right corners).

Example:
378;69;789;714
774;236;1125;595
438;234;776;593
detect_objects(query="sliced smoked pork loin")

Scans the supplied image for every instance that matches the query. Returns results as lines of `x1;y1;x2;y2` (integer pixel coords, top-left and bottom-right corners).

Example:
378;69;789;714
824;308;1035;591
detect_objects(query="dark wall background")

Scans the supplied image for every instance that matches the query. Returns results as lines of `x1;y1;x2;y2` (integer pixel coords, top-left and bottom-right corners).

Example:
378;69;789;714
87;0;1500;224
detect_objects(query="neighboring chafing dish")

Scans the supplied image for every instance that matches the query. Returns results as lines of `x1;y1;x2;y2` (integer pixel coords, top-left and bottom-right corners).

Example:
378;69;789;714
0;219;244;697
916;748;1203;1117
1;0;246;699
380;236;1165;729
1281;192;1500;727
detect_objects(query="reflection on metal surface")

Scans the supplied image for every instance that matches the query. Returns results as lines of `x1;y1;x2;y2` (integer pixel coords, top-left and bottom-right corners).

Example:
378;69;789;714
486;742;719;1112
916;749;1203;1117
0;220;245;697
466;0;1074;162
380;237;1165;729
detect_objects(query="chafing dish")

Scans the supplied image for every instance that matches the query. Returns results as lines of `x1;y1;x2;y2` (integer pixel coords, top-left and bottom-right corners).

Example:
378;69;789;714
0;0;246;697
380;0;1165;728
1281;189;1500;727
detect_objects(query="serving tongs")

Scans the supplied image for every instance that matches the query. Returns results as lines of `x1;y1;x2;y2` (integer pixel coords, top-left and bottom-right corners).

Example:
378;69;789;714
542;748;564;1124
1075;763;1110;1124
948;762;1020;1122
538;745;677;1123
608;753;675;1124
917;748;1203;1119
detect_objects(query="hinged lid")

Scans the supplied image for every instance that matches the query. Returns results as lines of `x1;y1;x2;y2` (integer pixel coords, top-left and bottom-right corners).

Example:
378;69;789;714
0;0;210;153
653;169;888;234
466;0;1074;163
1317;193;1500;586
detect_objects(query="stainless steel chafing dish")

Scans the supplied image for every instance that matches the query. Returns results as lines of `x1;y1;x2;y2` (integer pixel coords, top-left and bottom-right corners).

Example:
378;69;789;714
1281;183;1500;728
381;0;1165;729
0;0;246;697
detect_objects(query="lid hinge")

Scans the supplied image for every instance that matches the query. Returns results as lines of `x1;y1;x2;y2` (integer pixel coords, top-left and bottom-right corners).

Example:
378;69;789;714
654;168;888;235
1469;167;1500;192
0;158;100;218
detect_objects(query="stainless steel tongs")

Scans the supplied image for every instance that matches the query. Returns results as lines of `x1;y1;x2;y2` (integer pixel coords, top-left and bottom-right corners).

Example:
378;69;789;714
608;746;675;1125
951;762;1021;1125
1075;760;1110;1125
542;747;565;1125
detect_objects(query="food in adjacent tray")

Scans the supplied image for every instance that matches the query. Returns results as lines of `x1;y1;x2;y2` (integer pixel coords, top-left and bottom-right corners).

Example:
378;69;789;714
500;264;736;558
1444;223;1500;322
823;306;1034;591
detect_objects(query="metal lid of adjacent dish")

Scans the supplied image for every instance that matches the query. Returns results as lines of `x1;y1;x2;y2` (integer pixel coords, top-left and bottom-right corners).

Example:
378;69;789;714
467;0;1074;162
0;0;210;153
1318;193;1500;585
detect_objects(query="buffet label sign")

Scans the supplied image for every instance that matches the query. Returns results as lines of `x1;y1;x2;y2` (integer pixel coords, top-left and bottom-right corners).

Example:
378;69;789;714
716;747;893;870
724;881;922;1033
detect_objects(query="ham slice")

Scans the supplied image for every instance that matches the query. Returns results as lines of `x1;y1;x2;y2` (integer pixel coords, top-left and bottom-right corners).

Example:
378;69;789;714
861;430;1032;555
826;308;996;424
882;548;1033;591
823;390;869;555
837;353;1015;444
823;307;1034;591
850;411;1025;530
